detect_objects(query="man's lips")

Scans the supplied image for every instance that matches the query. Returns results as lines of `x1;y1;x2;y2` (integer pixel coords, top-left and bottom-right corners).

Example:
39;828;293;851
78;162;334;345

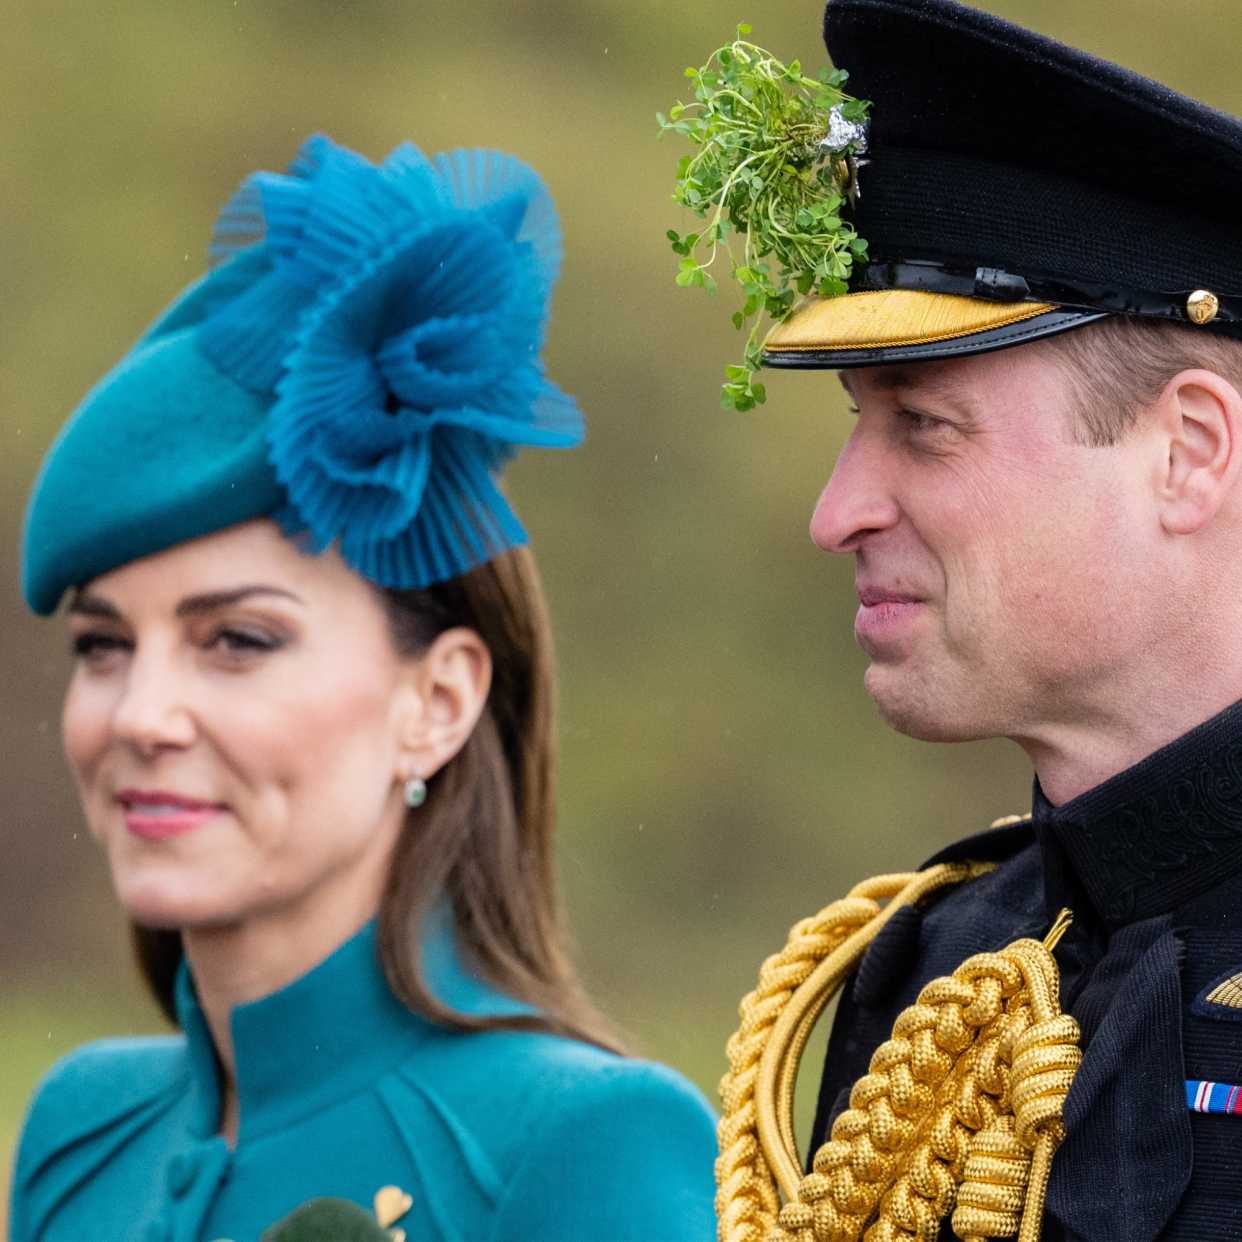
854;588;926;645
117;789;227;840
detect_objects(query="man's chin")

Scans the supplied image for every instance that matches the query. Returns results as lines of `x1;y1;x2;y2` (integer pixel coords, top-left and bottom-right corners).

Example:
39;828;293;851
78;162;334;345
862;662;984;743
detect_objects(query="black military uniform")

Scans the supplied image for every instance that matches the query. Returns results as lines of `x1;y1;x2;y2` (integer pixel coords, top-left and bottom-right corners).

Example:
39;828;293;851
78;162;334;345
759;2;1242;1239
812;702;1242;1239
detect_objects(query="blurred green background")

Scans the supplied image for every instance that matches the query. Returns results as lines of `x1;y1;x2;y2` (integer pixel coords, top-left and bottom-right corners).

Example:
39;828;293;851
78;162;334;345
3;0;1242;1229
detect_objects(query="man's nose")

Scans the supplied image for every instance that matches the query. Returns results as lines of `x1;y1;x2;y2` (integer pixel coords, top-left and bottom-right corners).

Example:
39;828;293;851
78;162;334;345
111;643;197;756
810;420;902;553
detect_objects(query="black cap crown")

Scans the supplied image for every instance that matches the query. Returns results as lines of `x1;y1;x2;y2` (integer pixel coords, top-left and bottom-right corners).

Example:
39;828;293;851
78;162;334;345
765;0;1242;368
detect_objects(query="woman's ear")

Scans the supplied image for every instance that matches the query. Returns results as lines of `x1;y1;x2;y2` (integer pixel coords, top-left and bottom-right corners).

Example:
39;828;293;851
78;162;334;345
1151;368;1242;536
394;627;492;782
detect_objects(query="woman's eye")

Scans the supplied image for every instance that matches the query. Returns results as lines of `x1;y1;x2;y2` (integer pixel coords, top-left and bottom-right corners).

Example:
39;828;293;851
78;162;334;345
72;632;131;660
211;627;285;655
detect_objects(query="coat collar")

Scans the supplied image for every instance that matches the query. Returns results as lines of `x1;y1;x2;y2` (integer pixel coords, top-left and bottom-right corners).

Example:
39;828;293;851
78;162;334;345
174;905;532;1143
1034;697;1242;930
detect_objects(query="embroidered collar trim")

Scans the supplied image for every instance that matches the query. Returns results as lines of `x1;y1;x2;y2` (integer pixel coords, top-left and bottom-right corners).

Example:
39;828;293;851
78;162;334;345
1035;698;1242;928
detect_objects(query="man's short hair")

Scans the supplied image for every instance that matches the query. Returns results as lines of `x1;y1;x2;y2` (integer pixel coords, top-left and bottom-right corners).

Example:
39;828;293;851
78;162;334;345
1040;318;1242;446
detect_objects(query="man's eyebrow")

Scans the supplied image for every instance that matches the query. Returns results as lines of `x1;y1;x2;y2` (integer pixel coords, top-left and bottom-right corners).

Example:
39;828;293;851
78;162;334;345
839;365;974;411
836;367;932;399
175;586;304;617
856;366;935;395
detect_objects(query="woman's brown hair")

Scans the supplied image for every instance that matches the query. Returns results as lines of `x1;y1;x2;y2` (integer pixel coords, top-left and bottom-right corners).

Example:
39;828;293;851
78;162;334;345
132;546;627;1054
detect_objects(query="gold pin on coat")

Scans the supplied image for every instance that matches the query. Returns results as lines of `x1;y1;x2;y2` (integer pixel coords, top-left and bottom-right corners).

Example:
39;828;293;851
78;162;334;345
374;1185;413;1240
1187;289;1220;325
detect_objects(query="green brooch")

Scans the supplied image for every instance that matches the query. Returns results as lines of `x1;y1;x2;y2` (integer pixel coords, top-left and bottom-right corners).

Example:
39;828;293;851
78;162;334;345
214;1183;414;1242
657;24;872;411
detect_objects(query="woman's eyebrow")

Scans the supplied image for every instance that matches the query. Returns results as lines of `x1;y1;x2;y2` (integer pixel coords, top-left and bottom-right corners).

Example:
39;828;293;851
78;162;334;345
68;593;121;619
175;586;304;617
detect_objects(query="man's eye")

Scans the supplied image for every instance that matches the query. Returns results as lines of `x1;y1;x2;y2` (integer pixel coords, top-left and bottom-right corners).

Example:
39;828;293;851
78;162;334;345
72;633;131;659
899;407;949;435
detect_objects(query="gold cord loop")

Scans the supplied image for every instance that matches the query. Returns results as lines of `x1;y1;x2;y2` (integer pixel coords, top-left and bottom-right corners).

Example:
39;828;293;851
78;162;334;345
715;876;1081;1242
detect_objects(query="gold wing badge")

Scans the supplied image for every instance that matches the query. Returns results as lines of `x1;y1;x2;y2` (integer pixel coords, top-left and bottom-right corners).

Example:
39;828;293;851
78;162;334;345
1205;972;1242;1009
715;860;1082;1242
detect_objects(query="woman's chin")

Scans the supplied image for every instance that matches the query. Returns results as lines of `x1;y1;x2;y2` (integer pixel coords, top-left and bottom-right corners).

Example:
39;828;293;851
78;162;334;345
112;875;239;930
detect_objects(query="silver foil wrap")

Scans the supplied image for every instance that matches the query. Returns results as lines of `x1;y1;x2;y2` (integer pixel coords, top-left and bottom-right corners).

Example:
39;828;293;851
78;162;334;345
818;105;870;158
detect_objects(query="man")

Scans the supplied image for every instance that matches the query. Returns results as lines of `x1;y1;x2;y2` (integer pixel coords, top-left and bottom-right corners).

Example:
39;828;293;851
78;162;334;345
754;0;1242;1238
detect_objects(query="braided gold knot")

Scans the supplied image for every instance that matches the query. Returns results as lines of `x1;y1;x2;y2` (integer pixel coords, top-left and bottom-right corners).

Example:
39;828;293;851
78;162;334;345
951;949;1081;1242
715;870;1080;1242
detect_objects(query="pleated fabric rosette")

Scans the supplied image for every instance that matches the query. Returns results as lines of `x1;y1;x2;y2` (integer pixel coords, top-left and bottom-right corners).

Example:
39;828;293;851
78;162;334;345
21;134;584;612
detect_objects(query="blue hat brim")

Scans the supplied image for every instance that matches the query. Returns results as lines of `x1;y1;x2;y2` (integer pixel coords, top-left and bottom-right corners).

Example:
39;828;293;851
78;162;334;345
22;329;282;614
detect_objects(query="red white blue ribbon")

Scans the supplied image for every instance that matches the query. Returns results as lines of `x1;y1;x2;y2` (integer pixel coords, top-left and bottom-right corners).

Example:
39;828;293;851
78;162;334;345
1187;1080;1242;1114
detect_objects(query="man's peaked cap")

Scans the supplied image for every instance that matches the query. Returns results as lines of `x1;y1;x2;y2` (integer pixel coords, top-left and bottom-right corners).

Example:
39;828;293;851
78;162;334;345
764;0;1242;368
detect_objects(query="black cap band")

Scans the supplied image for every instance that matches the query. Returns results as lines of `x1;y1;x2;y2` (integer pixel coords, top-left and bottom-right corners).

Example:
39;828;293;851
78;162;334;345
854;258;1242;328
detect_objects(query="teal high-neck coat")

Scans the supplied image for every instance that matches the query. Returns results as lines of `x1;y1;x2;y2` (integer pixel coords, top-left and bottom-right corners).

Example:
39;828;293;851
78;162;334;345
8;918;718;1241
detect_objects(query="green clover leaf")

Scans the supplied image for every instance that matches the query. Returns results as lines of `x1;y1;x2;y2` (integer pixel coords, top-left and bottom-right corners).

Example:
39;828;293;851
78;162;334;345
658;24;871;407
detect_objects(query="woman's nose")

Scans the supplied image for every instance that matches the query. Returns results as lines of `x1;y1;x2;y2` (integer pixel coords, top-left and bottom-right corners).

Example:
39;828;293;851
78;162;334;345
111;644;197;755
810;420;902;553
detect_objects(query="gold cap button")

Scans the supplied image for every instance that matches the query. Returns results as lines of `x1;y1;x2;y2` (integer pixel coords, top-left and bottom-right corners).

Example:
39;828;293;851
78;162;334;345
1187;289;1220;325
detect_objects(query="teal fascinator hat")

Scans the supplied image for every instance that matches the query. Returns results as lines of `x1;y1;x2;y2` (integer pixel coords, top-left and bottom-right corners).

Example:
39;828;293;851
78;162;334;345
22;135;584;614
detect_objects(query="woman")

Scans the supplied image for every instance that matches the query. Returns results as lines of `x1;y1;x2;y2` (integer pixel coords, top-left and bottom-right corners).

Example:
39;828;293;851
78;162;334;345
9;136;718;1242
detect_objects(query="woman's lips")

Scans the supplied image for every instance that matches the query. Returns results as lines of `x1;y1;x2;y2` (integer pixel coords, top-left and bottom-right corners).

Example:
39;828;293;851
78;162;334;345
118;789;227;840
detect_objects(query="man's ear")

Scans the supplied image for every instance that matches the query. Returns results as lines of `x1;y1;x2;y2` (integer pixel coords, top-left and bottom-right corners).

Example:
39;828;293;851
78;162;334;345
1153;368;1242;536
394;627;492;782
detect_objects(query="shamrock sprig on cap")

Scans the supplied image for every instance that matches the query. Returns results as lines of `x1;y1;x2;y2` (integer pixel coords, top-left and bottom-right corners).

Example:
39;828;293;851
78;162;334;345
658;24;871;410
